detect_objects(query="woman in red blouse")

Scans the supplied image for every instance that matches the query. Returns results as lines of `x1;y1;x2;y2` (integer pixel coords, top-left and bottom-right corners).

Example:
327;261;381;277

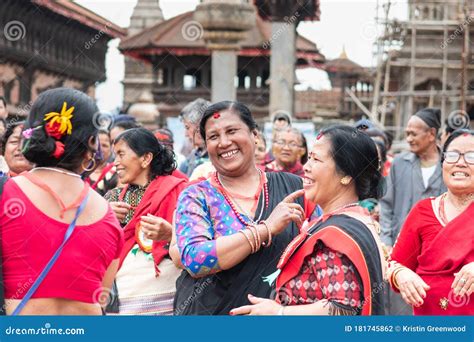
388;129;474;315
1;88;123;315
232;125;386;315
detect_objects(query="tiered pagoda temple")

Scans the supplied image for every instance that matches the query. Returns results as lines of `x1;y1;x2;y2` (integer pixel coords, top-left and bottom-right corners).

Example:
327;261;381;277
119;10;324;120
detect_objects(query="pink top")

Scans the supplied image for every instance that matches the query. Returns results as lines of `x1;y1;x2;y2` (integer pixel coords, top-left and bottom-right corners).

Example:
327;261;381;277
0;180;124;303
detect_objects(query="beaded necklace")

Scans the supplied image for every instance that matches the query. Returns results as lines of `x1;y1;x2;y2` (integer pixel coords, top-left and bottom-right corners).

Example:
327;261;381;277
438;193;448;226
214;169;269;227
438;192;474;226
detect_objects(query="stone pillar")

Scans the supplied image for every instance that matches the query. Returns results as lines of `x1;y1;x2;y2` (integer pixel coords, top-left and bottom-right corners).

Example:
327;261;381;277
194;1;255;103
253;0;320;119
269;21;296;116
211;50;238;101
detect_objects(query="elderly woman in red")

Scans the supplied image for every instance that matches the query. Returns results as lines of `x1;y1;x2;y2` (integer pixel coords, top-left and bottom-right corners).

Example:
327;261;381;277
0;88;123;315
388;129;474;315
232;125;386;316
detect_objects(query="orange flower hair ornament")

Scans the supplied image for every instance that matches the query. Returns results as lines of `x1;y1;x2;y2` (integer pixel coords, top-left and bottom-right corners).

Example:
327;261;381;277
22;102;75;159
43;101;75;138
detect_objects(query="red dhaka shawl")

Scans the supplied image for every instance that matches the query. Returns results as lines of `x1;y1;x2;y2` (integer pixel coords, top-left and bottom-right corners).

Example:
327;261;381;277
118;175;187;274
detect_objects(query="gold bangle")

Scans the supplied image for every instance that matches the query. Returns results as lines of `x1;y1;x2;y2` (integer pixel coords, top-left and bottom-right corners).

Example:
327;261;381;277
259;220;272;247
247;225;260;253
252;225;261;249
391;267;406;290
238;230;255;253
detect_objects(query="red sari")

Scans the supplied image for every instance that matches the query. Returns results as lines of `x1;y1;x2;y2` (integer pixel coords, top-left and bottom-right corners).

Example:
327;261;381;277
391;198;474;315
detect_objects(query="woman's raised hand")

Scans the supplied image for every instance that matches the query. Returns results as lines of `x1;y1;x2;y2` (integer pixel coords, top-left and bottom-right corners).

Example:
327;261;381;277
396;268;430;307
109;201;132;222
140;214;172;242
265;189;305;235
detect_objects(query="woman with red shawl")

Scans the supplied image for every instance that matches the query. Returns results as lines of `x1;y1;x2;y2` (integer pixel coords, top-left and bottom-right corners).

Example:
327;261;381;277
232;126;386;316
105;128;187;315
388;129;474;315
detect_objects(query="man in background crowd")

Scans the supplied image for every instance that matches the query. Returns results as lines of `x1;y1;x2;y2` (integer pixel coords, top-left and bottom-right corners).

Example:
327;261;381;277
178;98;211;177
380;107;446;315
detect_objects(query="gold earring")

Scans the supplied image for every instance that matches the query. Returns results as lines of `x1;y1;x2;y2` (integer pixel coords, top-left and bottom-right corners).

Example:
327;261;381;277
340;176;351;185
81;158;96;172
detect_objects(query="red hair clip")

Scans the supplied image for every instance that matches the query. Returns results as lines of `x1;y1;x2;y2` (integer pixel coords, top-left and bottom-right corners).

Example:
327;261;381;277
213;112;221;119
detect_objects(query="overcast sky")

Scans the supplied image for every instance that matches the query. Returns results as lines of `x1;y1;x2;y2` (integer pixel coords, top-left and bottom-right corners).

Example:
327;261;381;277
76;0;408;112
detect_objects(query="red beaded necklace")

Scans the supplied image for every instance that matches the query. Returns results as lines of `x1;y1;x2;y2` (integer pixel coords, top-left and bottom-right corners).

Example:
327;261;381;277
213;169;269;227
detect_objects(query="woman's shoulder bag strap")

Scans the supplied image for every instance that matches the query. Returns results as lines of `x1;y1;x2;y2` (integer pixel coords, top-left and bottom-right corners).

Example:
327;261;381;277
0;175;9;315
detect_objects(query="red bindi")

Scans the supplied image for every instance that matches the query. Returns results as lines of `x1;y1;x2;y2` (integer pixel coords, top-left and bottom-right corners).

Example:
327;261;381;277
213;112;221;119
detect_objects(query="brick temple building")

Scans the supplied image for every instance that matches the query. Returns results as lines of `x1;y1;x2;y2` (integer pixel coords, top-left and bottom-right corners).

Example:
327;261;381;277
0;0;125;117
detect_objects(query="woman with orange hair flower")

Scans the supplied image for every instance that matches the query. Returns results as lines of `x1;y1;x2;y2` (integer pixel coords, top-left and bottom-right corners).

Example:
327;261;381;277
0;88;123;315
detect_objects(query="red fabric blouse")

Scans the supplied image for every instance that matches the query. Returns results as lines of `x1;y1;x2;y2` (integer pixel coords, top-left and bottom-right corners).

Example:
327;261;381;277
278;243;362;310
0;180;124;303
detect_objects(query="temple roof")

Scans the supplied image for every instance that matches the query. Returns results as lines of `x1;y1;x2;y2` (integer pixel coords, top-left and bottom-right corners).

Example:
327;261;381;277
32;0;126;38
324;48;367;76
119;11;324;67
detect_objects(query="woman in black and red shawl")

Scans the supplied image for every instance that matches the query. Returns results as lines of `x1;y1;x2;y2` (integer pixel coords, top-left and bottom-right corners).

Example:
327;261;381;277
232;125;386;316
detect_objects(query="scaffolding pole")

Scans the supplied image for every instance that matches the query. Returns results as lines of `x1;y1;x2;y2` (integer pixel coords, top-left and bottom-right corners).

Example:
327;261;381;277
460;0;470;113
371;0;391;126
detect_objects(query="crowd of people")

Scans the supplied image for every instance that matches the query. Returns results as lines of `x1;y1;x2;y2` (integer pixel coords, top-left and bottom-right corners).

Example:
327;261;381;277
0;88;472;316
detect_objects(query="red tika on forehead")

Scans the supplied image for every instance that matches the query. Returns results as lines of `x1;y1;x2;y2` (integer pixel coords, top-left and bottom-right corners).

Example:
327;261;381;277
316;131;324;140
213;112;221;119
